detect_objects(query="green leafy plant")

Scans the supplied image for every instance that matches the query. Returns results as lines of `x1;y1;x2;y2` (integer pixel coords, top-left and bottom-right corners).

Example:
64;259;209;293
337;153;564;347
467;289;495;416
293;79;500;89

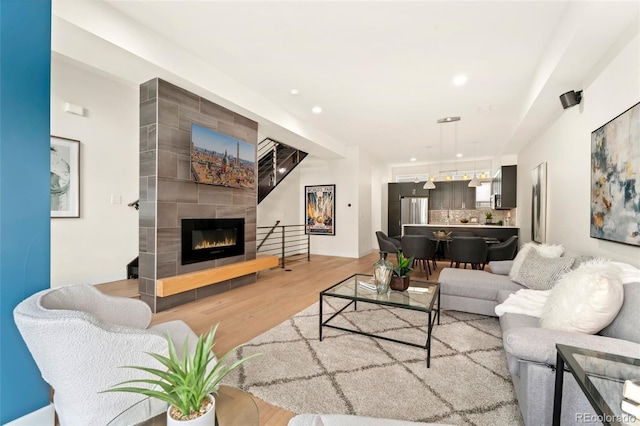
485;211;493;220
103;323;260;420
393;250;414;277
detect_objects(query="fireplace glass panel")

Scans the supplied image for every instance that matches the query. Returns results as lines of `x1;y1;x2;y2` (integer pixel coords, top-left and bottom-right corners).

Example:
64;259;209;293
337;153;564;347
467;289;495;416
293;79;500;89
181;218;245;265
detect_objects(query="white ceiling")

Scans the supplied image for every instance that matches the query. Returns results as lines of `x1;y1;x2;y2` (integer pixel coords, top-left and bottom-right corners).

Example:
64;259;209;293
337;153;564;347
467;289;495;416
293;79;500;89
52;0;640;169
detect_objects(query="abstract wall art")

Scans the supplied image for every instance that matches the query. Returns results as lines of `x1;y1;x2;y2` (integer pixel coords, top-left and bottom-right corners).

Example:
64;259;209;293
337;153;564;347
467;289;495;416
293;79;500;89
590;101;640;247
531;162;547;243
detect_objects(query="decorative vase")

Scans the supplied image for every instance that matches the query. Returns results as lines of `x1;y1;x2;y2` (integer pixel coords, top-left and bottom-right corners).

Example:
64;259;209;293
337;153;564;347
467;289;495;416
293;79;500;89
167;394;216;426
372;251;393;294
390;275;410;291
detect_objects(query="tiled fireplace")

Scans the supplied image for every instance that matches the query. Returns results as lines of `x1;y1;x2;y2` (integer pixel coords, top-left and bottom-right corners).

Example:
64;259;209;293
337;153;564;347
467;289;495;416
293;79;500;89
138;78;258;312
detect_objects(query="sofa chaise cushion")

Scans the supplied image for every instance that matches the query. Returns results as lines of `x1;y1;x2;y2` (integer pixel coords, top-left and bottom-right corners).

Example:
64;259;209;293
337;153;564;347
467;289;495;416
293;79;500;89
440;268;523;301
503;326;640;368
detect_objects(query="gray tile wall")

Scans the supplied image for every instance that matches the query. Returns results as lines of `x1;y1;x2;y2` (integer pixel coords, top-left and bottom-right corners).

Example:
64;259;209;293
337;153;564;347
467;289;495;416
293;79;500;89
139;78;258;312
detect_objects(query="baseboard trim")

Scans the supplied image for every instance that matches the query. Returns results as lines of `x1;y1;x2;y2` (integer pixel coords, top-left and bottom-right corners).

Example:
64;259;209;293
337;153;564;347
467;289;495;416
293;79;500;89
3;404;54;426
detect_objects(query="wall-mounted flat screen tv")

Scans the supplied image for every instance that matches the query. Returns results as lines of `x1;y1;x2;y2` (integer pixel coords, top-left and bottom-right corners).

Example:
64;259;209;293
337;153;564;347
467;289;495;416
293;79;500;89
190;123;256;189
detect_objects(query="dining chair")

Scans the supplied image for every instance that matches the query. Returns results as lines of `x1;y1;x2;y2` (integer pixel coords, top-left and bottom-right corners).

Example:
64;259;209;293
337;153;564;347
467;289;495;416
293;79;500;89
401;235;437;278
449;236;489;270
487;235;519;261
376;231;402;260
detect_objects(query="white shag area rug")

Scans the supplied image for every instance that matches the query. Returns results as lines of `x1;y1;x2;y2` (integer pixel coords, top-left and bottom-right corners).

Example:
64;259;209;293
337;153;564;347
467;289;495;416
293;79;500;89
222;299;523;425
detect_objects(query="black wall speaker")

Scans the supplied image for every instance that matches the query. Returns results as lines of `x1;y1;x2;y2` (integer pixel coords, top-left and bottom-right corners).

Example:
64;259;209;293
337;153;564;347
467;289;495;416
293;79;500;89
559;90;583;109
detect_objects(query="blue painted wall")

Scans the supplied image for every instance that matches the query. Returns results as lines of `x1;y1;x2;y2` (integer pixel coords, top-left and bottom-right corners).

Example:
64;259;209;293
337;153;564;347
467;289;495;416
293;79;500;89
0;0;52;423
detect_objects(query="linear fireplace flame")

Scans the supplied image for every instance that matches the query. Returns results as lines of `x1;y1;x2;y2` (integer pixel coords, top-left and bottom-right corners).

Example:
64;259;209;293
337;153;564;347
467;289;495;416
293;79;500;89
182;218;244;265
193;230;237;250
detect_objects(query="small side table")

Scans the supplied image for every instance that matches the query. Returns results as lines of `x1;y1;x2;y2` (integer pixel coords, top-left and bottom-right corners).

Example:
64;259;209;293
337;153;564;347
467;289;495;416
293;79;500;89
553;344;640;426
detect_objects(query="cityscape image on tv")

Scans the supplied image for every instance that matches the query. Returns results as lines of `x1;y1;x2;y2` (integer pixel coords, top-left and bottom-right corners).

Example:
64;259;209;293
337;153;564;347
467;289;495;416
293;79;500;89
190;123;256;189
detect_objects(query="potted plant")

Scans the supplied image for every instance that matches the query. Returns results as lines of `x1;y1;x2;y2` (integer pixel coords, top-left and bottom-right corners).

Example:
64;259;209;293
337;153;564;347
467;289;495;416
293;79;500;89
390;250;414;291
485;211;493;224
104;323;259;425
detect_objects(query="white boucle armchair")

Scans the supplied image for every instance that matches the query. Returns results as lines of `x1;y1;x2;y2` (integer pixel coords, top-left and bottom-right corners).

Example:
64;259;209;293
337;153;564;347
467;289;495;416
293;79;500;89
13;284;202;426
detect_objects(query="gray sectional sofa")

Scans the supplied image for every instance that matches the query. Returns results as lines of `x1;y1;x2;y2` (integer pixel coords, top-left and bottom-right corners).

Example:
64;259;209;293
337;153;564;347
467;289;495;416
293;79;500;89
439;261;640;426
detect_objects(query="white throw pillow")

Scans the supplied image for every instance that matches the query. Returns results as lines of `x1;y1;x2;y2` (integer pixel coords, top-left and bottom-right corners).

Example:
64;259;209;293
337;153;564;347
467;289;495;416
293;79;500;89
609;261;640;284
509;242;565;278
540;261;624;334
535;244;565;258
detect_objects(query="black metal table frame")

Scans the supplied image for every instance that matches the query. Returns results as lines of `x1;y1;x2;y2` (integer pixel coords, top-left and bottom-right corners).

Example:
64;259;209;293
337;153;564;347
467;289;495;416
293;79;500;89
319;276;440;368
553;343;640;426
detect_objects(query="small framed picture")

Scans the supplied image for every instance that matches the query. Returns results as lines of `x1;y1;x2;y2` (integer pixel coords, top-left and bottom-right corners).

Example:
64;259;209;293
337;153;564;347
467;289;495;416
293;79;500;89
470;217;479;224
51;136;80;218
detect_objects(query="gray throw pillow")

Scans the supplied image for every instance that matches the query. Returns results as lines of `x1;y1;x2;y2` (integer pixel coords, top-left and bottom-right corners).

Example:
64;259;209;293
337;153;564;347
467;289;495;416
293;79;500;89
512;249;575;290
569;255;594;270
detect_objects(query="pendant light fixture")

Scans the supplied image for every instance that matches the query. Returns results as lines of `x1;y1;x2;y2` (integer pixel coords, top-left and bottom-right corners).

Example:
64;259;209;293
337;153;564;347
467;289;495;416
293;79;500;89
423;124;443;190
422;156;436;189
423;178;436;189
468;141;482;187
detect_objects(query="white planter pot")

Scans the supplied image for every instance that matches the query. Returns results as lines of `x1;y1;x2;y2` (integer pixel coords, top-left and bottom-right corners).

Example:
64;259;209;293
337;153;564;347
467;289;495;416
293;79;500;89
166;394;216;425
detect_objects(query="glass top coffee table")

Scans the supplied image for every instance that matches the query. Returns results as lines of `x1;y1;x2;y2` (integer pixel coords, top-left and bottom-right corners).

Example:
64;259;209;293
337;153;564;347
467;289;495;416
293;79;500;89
107;385;259;426
319;273;440;367
553;344;640;426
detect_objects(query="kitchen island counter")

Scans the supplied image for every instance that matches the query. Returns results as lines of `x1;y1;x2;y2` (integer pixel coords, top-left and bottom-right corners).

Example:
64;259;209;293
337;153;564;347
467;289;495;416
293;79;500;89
403;224;519;242
404;224;518;229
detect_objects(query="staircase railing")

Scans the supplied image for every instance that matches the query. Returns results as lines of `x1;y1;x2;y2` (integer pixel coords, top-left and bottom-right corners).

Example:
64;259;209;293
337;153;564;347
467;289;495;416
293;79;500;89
257;220;280;251
257;224;309;269
257;137;308;203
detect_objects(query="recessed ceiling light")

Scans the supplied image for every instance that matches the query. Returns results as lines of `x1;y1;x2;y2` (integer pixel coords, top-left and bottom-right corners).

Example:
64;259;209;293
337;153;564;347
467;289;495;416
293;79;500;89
312;106;322;114
410;157;417;162
290;89;300;96
456;153;463;158
453;74;468;86
278;167;287;173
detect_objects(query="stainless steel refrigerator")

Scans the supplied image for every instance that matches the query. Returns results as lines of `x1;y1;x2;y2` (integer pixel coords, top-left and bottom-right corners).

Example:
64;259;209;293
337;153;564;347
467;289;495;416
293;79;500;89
400;196;429;225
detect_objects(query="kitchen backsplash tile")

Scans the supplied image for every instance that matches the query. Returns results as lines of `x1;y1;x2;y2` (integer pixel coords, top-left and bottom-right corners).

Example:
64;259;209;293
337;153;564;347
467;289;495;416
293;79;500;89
430;209;516;226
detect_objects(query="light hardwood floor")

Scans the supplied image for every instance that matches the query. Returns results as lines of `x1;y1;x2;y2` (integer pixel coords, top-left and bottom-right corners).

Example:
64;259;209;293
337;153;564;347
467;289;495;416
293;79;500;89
98;252;445;426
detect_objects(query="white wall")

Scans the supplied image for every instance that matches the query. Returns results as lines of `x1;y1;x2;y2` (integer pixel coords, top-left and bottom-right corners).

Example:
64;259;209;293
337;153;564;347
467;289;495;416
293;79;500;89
257;146;382;258
357;148;373;257
256;166;302;228
297;148;361;258
517;29;640;267
258;148;372;258
50;55;139;286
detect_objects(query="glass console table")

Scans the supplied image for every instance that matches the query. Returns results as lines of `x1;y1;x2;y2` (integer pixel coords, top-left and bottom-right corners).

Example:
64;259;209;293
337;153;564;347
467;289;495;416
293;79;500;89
553;344;640;426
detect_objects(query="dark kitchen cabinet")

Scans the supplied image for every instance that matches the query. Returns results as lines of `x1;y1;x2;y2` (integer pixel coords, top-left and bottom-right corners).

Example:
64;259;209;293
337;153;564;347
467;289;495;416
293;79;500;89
388;200;402;238
428;183;447;210
452;181;476;210
387;180;477;236
428;181;475;210
387;182;428;236
492;165;517;209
